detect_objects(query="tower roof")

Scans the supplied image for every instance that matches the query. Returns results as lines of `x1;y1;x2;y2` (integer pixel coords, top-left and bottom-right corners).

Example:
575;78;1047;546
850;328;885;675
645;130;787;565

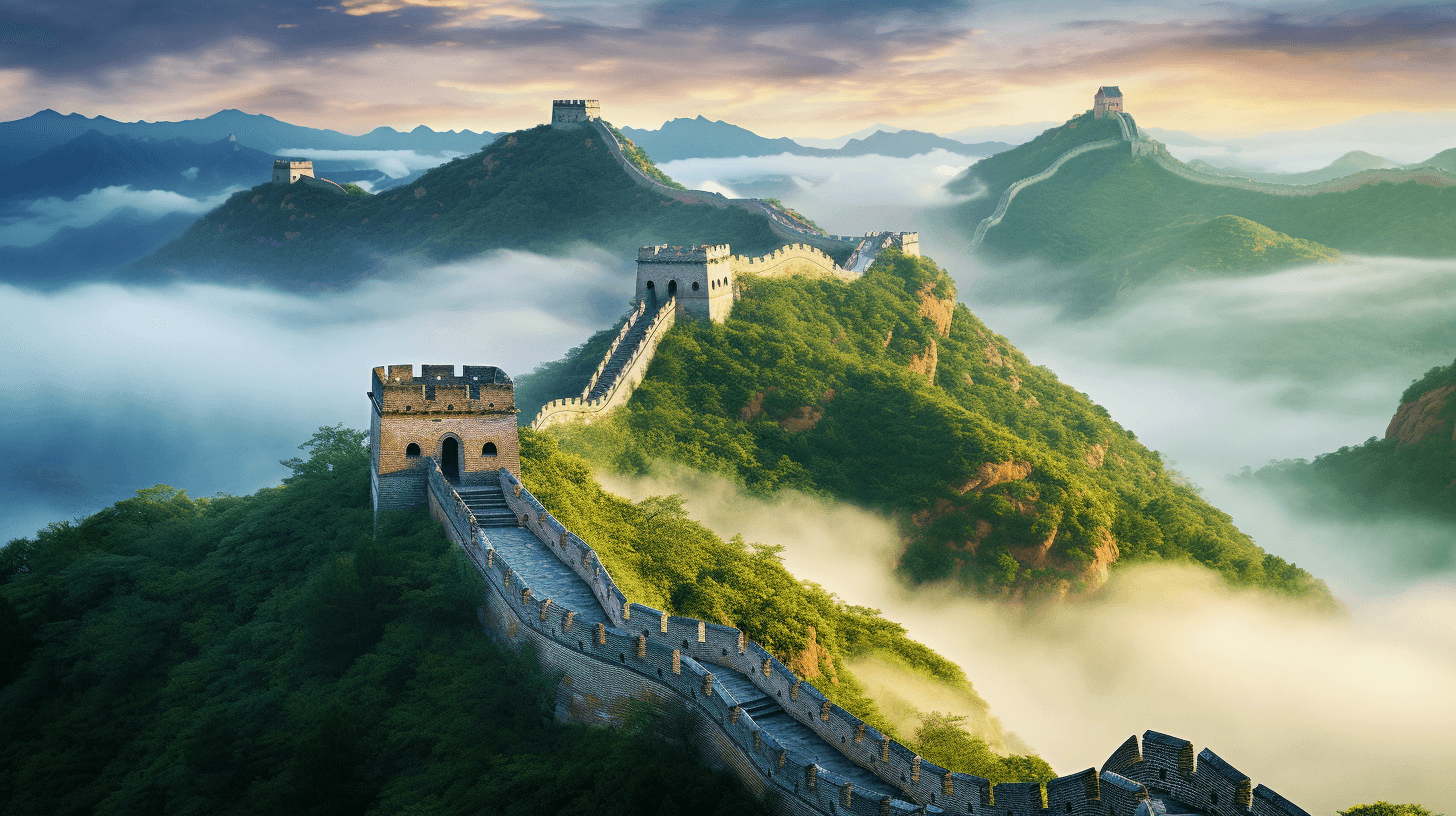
1097;86;1123;97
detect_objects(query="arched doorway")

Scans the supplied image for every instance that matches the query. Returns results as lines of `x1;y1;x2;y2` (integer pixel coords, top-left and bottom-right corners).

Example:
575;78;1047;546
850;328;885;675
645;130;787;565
645;280;655;305
441;437;460;482
482;442;497;457
405;443;421;457
667;279;677;299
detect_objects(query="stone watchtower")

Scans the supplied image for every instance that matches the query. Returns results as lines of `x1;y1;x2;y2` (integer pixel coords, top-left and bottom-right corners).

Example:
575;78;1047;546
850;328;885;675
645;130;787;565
368;364;520;514
272;159;315;184
551;99;601;127
636;244;734;323
1093;86;1124;119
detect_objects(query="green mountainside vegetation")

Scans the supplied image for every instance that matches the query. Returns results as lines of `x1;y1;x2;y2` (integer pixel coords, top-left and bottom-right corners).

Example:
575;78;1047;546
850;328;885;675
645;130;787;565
136;125;784;287
0;425;1055;814
1239;358;1456;572
519;430;1053;783
947;113;1456;310
542;251;1329;601
0;428;771;816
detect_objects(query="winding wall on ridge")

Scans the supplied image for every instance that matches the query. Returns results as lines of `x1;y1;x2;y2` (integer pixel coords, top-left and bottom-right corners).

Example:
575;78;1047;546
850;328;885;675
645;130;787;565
422;455;1312;816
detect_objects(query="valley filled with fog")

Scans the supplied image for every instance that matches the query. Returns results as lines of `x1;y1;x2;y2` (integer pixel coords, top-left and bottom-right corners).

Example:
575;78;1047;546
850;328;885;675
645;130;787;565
4;147;1453;813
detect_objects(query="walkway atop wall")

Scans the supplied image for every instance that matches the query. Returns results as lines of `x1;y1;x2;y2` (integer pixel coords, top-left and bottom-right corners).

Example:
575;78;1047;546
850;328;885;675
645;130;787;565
482;525;609;628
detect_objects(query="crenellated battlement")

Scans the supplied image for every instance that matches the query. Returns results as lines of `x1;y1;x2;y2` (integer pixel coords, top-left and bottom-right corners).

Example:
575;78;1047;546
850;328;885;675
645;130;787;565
370;363;515;415
638;243;732;263
424;460;1312;816
368;363;520;515
551;99;601;126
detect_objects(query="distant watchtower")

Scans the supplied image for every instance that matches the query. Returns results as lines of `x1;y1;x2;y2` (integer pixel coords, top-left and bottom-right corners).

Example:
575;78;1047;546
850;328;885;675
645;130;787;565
368;364;520;514
636;244;734;323
551;99;601;127
272;159;315;184
1093;86;1124;119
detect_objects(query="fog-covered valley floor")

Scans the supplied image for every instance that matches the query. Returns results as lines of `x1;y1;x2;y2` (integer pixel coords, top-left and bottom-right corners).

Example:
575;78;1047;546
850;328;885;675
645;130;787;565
3;149;1453;813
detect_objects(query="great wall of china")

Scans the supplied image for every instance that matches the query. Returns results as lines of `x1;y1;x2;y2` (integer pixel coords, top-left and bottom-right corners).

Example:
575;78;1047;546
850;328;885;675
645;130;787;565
365;388;1312;816
361;98;1313;816
969;108;1456;250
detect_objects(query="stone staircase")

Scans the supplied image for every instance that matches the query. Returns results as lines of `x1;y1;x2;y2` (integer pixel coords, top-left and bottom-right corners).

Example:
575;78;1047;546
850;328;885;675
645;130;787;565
456;485;518;528
586;302;660;402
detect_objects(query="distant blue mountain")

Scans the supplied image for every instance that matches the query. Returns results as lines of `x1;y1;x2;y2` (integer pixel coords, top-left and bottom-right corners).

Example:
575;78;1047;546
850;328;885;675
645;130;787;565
0;109;499;169
1;130;277;204
620;115;1012;162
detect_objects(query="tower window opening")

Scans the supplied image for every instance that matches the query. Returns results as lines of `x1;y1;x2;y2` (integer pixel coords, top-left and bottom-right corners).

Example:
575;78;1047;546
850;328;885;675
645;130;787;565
692;281;700;291
405;443;421;457
483;442;498;456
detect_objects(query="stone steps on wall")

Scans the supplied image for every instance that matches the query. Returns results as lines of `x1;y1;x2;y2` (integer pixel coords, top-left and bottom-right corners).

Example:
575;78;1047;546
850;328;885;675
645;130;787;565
457;487;519;528
586;303;661;402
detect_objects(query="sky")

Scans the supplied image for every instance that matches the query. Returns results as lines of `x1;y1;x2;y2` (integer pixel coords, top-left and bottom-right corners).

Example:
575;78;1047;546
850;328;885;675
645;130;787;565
5;0;1456;138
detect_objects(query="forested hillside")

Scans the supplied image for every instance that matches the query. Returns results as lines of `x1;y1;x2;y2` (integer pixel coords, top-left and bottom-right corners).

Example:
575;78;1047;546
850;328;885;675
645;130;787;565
0;428;772;816
947;112;1456;310
0;425;1056;814
137;125;785;287
544;251;1330;601
1240;358;1456;574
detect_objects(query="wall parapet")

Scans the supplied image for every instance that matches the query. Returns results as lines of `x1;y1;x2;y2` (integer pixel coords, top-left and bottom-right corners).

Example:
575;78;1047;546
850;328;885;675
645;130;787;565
530;297;677;431
579;301;647;401
969;138;1121;250
426;462;1308;816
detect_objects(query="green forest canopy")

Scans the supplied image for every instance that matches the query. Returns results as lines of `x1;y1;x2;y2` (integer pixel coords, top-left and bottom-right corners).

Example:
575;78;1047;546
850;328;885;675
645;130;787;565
545;250;1330;602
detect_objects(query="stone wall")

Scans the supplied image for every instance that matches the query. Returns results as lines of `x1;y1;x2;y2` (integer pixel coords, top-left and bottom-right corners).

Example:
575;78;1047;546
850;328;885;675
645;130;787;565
730;243;854;281
1149;148;1456;196
415;461;1311;816
969;138;1122;250
586;119;851;255
530;298;678;430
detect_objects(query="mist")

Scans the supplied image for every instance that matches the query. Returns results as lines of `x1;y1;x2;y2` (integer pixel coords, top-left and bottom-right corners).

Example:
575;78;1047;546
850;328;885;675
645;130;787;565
0;185;238;248
599;468;1456;815
0;247;633;542
275;148;462;179
659;150;979;237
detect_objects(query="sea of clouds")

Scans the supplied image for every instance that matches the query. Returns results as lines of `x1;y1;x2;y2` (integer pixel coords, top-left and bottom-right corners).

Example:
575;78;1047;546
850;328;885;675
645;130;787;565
3;148;1453;812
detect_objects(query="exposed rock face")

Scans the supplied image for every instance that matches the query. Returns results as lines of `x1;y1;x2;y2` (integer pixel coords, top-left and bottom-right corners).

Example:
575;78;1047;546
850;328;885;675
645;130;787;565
787;625;836;683
1007;526;1058;568
1385;385;1455;447
740;390;767;421
1080;529;1121;590
781;405;824;433
917;282;955;338
954;461;1033;494
1085;443;1108;469
908;341;938;385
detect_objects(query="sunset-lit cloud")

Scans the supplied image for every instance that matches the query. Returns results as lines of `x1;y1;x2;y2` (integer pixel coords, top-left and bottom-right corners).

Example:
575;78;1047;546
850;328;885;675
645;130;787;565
3;1;1456;137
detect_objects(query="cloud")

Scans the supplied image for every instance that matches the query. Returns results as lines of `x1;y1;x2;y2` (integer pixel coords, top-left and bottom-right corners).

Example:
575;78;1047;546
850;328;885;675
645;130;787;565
0;246;632;542
0;185;237;247
597;468;1456;815
659;150;980;236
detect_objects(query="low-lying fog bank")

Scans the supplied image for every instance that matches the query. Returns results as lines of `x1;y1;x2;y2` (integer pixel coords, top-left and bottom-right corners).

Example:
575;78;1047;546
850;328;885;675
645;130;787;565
0;247;631;542
600;468;1456;815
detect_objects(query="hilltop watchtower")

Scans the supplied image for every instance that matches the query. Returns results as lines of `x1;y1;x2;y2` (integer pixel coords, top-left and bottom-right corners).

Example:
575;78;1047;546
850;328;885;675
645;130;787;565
636;244;734;322
368;364;520;514
272;159;315;184
1093;86;1124;119
551;99;601;127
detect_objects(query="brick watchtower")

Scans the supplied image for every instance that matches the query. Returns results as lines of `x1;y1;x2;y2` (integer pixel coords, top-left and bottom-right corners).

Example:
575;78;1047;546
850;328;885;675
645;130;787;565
1093;86;1124;119
368;364;520;514
272;159;315;184
636;244;735;322
551;99;601;127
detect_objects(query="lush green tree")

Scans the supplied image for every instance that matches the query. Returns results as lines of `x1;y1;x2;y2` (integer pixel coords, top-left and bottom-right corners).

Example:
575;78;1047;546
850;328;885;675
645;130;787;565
1339;803;1444;816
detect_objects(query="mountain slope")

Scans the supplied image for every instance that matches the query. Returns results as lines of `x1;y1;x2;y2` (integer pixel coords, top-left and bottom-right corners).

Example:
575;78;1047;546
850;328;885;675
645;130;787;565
1241;359;1456;574
621;116;1011;161
137;125;789;286
545;250;1330;601
0;429;773;816
1;130;276;204
1188;150;1401;185
947;113;1456;310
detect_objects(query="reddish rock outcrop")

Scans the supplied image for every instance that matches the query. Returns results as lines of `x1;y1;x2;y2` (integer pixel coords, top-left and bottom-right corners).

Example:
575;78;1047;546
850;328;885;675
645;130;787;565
1385;385;1454;447
954;461;1033;494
